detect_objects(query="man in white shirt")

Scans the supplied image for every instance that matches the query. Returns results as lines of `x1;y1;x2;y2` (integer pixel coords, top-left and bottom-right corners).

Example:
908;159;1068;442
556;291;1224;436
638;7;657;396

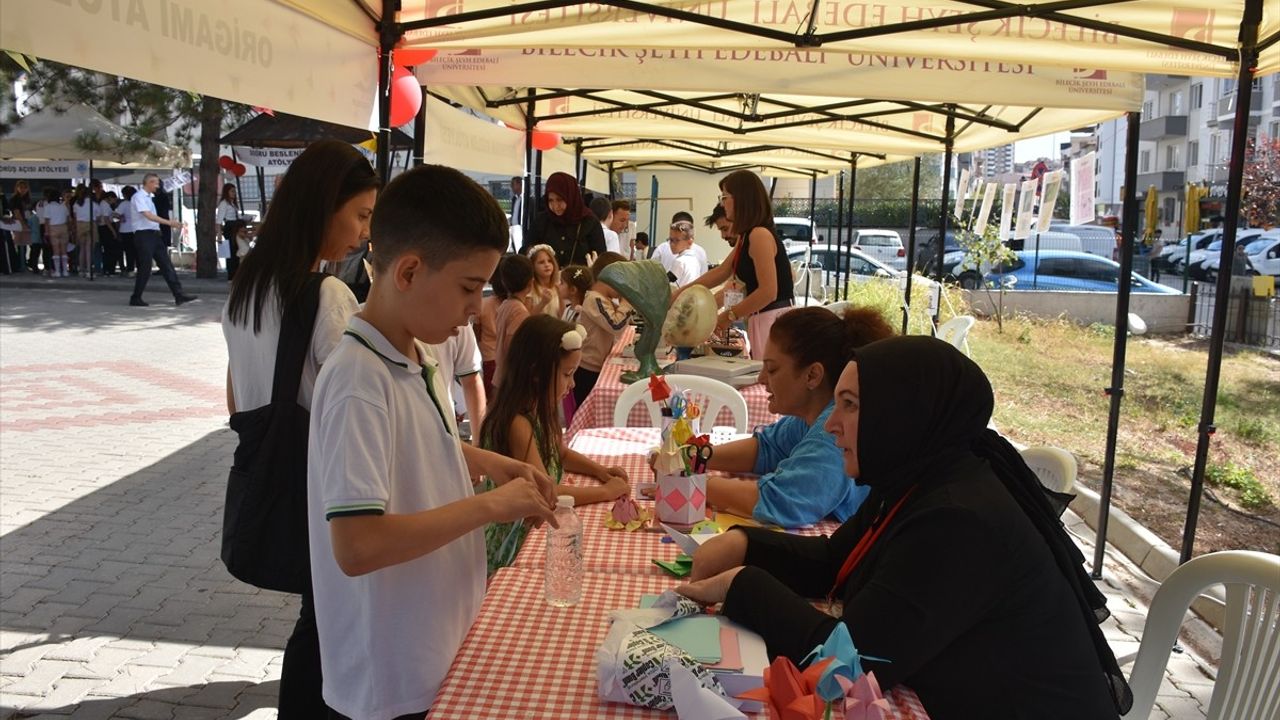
652;211;708;275
428;324;487;446
610;200;632;256
667;221;702;287
129;173;196;307
590;197;621;255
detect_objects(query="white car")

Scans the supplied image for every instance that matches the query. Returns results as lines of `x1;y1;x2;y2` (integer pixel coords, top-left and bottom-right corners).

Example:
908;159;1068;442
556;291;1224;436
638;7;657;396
787;244;901;291
1200;230;1280;280
852;229;907;270
773;217;816;249
1175;229;1265;279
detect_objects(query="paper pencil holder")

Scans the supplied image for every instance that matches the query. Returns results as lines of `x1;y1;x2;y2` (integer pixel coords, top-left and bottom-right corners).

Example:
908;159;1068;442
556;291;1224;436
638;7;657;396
655;473;707;527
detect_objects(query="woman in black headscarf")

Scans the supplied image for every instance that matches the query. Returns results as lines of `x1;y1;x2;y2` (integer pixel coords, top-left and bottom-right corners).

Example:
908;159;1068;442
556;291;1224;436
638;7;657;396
521;171;606;267
679;336;1131;720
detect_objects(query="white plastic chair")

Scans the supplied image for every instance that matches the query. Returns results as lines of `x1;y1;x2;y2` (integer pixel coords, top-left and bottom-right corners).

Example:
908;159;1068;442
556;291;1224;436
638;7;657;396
935;315;975;356
612;373;749;433
1123;550;1280;720
1018;446;1078;496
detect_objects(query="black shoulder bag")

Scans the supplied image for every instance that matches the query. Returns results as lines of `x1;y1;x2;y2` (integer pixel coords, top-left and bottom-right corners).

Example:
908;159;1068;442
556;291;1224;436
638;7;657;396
221;273;326;594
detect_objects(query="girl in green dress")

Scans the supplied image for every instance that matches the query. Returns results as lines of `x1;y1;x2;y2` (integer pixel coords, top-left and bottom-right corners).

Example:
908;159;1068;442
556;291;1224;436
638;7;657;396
478;314;632;574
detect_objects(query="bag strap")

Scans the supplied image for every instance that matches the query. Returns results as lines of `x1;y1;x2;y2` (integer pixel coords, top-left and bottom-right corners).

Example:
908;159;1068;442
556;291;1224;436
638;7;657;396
270;273;327;404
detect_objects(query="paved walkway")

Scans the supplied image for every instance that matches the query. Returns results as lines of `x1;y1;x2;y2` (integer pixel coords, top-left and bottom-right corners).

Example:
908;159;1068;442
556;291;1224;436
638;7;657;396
0;284;1218;719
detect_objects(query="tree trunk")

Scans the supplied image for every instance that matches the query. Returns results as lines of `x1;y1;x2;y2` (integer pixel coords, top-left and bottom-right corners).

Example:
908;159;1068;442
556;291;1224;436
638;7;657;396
195;97;223;279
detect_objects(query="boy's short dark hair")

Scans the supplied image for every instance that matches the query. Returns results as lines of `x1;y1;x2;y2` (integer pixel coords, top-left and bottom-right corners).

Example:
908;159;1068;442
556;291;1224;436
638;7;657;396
634;232;649;247
370;164;507;273
704;204;726;228
611;199;631;214
589;196;612;223
494;253;534;299
671;211;694;225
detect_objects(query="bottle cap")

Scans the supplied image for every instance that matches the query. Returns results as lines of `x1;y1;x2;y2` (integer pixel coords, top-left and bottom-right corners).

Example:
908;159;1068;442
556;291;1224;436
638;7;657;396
557;495;575;508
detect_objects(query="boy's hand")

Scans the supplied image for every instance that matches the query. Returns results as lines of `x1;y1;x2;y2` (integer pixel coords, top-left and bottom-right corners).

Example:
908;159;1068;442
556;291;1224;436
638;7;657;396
484;452;557;508
485;479;558;527
600;475;630;500
605;465;629;481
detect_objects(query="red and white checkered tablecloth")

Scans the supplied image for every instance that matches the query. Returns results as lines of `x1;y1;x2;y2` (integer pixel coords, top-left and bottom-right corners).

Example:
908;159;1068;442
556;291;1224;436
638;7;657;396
430;568;930;719
567;328;778;439
512;427;841;576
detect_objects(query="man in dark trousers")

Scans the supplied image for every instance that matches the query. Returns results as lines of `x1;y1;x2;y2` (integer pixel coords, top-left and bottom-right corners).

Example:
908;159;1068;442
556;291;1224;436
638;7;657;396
129;173;196;307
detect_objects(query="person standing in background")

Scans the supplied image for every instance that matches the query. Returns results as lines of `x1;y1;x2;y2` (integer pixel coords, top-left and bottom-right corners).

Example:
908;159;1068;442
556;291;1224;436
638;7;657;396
217;183;245;282
590;197;621;255
129;173;196;307
610;199;631;256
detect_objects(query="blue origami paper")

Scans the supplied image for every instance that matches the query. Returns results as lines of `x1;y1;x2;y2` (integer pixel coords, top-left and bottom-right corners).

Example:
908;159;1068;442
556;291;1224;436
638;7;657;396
799;622;878;702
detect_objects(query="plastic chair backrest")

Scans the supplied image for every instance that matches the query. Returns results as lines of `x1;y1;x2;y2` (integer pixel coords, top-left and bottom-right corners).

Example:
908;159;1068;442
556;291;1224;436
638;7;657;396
612;373;749;433
936;315;976;355
1018;446;1078;495
1123;550;1280;720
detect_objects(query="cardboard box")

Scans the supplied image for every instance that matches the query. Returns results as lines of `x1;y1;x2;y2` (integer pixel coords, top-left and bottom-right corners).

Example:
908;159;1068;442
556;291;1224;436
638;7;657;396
655;472;707;526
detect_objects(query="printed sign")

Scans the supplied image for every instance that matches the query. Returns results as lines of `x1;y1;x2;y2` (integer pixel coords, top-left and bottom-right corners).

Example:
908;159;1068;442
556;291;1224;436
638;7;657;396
1070;152;1096;226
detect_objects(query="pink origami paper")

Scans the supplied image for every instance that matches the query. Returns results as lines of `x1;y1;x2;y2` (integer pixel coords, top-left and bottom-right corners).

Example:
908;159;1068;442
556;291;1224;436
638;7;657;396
837;672;891;720
604;496;652;531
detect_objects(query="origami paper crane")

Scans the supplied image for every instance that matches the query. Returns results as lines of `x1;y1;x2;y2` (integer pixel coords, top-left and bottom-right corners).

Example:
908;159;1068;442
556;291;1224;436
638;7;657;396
800;622;863;702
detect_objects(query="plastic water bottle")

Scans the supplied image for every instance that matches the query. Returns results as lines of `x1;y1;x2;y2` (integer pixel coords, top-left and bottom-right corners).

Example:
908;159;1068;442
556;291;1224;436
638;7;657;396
545;495;583;607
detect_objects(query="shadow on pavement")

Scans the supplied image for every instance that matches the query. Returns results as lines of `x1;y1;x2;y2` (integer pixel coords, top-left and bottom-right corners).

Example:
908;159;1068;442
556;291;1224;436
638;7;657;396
1;428;297;652
1;679;280;718
0;285;225;334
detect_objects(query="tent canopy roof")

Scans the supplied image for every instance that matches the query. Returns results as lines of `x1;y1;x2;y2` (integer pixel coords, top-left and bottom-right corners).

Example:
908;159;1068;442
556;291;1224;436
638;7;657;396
0;104;190;166
219;111;413;149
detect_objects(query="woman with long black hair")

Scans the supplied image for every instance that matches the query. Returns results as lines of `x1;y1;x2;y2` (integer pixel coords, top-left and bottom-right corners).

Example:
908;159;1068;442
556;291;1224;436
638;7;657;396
222;139;379;718
216;183;245;281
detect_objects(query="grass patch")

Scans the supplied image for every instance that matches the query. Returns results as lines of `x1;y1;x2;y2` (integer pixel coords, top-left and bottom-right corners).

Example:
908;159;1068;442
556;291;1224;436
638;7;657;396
1235;417;1278;445
1206;463;1273;509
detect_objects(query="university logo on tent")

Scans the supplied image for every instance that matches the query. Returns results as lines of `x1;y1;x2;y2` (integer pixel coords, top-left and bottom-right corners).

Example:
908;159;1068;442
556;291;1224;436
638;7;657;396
911;112;943;136
545;97;571;116
424;0;465;18
1170;8;1215;43
1073;68;1108;80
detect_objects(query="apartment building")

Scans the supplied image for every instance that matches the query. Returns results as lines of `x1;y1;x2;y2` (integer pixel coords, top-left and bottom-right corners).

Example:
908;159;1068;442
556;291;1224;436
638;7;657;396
1090;74;1280;235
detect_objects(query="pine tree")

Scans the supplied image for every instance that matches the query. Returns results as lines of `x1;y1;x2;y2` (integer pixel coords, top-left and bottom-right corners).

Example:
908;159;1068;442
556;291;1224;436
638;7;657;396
1;54;250;278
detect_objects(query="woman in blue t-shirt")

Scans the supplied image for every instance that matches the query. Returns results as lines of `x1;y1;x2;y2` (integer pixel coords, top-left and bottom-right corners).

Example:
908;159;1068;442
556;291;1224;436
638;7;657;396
701;306;894;527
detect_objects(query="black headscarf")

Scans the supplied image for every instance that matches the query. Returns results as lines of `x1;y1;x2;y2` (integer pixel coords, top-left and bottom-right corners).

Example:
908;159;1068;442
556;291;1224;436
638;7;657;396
847;336;1133;715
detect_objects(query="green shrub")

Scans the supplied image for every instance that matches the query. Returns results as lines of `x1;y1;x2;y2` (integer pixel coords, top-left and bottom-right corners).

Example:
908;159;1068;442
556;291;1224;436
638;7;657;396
1206;463;1273;509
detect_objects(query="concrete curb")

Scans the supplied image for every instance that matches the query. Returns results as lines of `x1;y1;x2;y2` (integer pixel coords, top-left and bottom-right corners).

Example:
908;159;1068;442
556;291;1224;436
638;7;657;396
1070;484;1227;629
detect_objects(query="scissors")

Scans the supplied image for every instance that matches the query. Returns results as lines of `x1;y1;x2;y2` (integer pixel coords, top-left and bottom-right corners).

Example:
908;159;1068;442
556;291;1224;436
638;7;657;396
681;443;714;474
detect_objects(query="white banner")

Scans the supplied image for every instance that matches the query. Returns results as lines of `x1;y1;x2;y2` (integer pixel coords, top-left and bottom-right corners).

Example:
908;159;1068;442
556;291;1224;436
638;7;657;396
973;182;997;236
1070;152;1097;226
0;160;88;179
1014;179;1039;240
999;183;1016;242
1;0;376;129
423;97;524;175
1038;170;1064;232
418;49;1144;111
232;146;304;170
953;168;971;219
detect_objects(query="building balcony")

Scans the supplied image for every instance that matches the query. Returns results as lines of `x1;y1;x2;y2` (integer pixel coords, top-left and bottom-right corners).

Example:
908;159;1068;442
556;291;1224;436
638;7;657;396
1137;170;1186;193
1139;115;1188;140
1215;92;1264;127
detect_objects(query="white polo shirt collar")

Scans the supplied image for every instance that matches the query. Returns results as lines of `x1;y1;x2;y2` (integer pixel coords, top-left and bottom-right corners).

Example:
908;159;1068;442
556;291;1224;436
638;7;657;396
343;316;455;437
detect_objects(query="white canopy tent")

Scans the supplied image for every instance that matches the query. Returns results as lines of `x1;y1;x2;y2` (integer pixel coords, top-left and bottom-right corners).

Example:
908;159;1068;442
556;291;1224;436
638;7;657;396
0;103;190;167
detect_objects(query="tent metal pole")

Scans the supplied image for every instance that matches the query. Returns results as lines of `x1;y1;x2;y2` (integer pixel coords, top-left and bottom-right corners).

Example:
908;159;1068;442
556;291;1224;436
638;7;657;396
808;172;817;242
375;0;397;184
534;149;544;220
934;111;956;325
574;139;584;186
903;156;922;334
87;160;94;280
845;156;858;301
256;166;266;216
412;82;427;167
832;169;844;306
230;147;246;218
1181;0;1264;565
1092;110;1141;578
523;90;536;241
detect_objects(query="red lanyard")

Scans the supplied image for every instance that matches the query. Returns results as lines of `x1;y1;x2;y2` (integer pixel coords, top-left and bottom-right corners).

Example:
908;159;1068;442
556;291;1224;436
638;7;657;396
830;487;917;599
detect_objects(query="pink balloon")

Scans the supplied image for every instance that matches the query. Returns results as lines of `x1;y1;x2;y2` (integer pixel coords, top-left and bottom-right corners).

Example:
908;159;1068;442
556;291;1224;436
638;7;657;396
389;66;423;128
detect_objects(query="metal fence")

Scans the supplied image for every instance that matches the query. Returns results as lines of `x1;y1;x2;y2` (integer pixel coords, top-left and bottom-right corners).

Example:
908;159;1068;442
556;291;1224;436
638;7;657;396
1188;280;1280;349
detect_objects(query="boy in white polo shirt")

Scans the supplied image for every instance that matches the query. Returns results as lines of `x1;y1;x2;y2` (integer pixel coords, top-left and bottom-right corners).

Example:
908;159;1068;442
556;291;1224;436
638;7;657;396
308;165;558;720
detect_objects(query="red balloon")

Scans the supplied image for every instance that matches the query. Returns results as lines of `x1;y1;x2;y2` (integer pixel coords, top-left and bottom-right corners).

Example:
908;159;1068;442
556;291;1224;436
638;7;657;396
531;130;560;152
389;66;423;128
218;155;235;170
396;48;437;66
232;163;247;177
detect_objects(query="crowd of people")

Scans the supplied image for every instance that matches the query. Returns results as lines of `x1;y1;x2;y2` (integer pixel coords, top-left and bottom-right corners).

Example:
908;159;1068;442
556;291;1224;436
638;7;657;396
3;176;196;305
208;142;1128;720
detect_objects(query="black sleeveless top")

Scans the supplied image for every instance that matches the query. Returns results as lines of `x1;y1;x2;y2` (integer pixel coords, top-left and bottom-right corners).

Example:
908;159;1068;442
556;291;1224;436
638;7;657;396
734;225;794;304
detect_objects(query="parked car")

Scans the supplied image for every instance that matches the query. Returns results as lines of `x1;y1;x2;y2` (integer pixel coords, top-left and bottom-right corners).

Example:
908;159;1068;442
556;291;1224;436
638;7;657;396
1200;230;1280;280
1155;229;1219;272
852;228;906;270
1047;222;1114;257
788;244;902;291
1017;230;1083;253
774;217;816;249
1171;229;1265;279
983;250;1181;294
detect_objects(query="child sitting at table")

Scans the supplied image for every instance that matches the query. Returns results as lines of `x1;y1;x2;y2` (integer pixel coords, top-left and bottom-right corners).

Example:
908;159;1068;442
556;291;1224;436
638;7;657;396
493;253;536;388
478;314;631;573
573;252;634;406
558;264;592;322
475;266;502;396
307;165;558;720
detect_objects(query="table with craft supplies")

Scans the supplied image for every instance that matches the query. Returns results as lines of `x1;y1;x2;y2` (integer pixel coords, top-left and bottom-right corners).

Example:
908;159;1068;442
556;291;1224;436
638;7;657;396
567;327;778;439
429;568;931;719
511;427;842;578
